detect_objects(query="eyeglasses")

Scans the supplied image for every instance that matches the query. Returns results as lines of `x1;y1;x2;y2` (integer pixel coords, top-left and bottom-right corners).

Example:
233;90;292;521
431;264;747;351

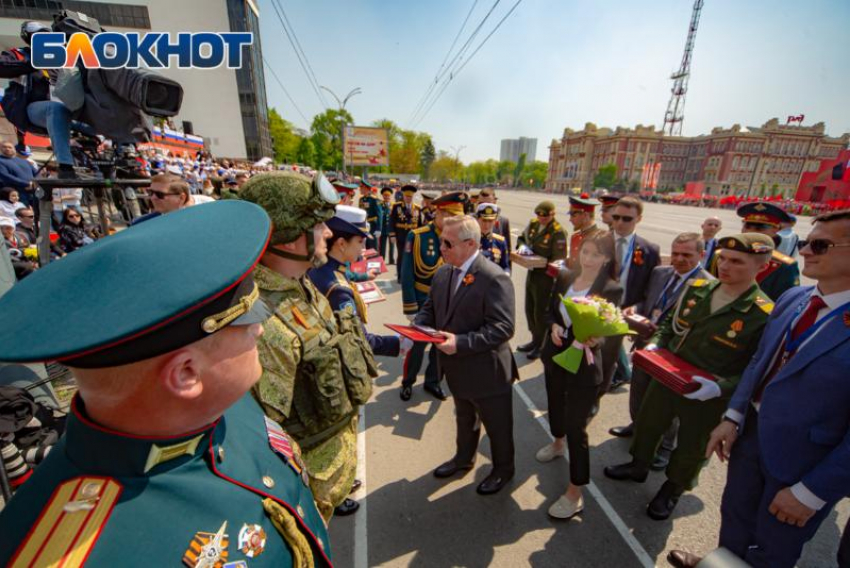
150;189;180;199
440;238;472;249
797;239;850;256
535;212;553;217
612;214;635;222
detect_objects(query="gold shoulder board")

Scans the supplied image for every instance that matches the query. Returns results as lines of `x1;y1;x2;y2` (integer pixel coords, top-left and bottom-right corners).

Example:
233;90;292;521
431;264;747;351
755;296;775;314
772;250;795;265
11;477;122;568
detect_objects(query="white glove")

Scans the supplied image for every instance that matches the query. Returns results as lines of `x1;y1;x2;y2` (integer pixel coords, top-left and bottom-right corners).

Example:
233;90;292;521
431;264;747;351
399;336;414;356
684;376;722;401
643;343;659;352
405;314;416;322
375;231;382;238
517;245;532;255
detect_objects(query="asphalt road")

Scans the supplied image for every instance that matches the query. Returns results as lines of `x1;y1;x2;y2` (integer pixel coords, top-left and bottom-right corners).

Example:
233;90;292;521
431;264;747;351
328;191;845;568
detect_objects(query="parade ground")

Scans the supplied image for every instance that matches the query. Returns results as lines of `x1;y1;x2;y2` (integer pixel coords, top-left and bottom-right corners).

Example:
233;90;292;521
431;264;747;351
328;191;845;567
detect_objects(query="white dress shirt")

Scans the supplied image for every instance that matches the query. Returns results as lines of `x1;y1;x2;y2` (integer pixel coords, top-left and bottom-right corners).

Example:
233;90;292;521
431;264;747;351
615;232;636;297
451;250;480;294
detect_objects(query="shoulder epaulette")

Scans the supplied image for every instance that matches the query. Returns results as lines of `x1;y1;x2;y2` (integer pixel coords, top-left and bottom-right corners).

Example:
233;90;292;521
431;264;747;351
552;221;563;231
491;233;505;241
772;250;796;265
412;225;431;236
754;295;774;314
689;278;709;287
11;477;122;567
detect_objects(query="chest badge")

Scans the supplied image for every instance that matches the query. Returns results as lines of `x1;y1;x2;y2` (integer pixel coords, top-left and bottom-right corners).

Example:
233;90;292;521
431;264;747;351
264;416;310;486
238;524;267;558
183;521;229;568
727;319;744;338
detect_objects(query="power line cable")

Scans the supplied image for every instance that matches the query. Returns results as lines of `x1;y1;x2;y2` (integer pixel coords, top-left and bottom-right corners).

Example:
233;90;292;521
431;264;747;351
406;0;480;126
268;0;327;112
412;0;523;129
263;54;311;126
274;0;330;109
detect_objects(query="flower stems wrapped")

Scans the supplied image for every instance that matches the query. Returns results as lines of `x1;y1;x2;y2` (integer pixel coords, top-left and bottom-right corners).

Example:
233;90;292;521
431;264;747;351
552;295;636;373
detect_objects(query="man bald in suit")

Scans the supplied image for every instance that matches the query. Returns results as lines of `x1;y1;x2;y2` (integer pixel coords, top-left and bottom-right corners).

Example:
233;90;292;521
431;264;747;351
609;233;713;468
415;215;518;495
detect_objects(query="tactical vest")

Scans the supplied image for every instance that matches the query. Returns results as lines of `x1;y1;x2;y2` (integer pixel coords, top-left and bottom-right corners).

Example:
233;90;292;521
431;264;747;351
273;281;376;449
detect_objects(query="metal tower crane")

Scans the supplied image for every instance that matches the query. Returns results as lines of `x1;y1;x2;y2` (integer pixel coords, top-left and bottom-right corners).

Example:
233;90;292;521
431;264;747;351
663;0;705;137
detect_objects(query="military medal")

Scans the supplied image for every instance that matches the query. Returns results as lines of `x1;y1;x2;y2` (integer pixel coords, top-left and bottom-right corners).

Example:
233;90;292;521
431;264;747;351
687;299;697;308
238;524;267;558
264;415;310;486
183;521;229;568
728;319;744;338
682;308;691;316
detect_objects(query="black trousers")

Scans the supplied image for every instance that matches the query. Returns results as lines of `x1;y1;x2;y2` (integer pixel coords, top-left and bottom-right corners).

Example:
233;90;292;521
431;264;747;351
453;391;515;477
402;341;439;388
544;363;597;486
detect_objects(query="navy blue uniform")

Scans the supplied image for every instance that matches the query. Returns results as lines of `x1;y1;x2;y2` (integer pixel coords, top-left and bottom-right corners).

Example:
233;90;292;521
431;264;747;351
480;232;510;273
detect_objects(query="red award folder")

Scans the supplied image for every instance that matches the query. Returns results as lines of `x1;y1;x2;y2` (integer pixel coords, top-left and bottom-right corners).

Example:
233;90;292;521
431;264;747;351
351;255;388;275
385;324;446;344
355;281;386;304
632;348;717;395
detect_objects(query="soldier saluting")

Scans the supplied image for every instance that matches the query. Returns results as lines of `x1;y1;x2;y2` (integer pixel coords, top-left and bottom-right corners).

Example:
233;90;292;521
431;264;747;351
515;200;568;360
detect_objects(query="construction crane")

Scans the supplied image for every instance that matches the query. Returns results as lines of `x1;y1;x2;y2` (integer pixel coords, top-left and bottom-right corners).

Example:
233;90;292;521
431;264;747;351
662;0;705;137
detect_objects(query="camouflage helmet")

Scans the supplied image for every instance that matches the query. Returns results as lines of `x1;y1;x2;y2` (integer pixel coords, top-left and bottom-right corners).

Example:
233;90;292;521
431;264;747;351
238;171;339;246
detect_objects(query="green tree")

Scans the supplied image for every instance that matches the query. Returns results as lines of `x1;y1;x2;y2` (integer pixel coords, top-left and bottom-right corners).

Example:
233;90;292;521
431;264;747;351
512;153;527;187
593;163;618;189
295;137;315;167
420;137;436;179
430;151;461;182
268;108;302;163
311;108;354;170
523;161;549;188
496;160;515;185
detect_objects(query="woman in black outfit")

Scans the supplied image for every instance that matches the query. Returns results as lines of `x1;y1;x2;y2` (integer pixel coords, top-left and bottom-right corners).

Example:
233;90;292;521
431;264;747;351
538;232;623;519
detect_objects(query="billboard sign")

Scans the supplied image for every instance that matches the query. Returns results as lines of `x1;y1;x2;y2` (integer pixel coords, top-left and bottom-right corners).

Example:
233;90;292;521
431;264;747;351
343;126;389;167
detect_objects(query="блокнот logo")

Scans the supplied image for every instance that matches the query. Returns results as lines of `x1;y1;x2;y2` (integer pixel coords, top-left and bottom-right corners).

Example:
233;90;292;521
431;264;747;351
31;32;253;69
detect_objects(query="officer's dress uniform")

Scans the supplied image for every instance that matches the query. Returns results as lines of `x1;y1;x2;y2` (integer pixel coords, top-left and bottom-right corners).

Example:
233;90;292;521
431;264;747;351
358;192;383;250
400;221;443;390
480;231;510;272
631;278;774;491
252;264;377;521
310;256;401;357
389;200;420;283
516;216;568;350
378;194;392;262
0;395;331;567
419;204;435;226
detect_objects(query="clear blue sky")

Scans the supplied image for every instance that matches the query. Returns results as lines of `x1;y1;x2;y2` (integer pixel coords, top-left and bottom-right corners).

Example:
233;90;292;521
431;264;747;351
258;0;850;162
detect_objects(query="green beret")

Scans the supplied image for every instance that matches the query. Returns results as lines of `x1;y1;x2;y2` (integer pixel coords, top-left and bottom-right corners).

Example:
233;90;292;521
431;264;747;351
239;171;339;245
535;201;556;215
0;202;272;368
719;233;775;255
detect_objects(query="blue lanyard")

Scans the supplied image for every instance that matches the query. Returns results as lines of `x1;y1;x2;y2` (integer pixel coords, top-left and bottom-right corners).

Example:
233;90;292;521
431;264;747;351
618;236;636;279
783;297;850;353
657;266;701;311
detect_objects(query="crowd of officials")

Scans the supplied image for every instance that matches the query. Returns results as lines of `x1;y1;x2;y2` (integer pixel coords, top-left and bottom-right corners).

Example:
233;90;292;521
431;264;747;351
0;163;848;568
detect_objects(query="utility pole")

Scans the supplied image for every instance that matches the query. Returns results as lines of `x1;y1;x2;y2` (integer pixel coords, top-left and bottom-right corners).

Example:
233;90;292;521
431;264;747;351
662;0;705;137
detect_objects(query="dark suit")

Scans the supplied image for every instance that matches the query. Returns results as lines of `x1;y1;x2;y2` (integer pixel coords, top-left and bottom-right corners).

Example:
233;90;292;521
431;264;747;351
541;268;622;485
415;253;517;475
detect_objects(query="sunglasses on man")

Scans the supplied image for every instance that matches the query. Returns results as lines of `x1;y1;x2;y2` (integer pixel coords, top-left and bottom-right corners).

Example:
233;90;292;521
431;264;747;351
440;238;473;249
797;239;850;255
611;214;635;223
150;189;180;199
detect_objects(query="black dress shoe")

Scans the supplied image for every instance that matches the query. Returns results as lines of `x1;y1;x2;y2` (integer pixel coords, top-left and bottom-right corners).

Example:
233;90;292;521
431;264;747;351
517;341;536;352
609;424;634;438
666;550;702;568
349;479;362;494
603;461;649;483
334;498;360;516
650;451;671;471
476;472;514;495
434;460;474;478
424;384;447;401
400;386;412;401
526;347;541;360
608;377;630;392
647;480;684;520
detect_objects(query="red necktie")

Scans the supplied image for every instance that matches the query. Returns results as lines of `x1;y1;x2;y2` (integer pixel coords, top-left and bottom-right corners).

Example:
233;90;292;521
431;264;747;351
755;295;827;401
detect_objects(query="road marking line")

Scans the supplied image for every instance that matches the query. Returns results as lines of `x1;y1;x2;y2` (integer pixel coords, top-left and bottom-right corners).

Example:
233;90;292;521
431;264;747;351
513;382;656;568
354;406;368;568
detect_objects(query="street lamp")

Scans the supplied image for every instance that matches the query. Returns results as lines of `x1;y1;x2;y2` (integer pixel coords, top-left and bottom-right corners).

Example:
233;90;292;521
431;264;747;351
320;86;362;174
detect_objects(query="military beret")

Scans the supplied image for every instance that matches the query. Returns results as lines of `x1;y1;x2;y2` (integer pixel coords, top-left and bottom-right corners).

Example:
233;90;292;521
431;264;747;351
0;202;272;368
401;185;418;194
569;193;601;212
327;204;370;238
432;192;466;216
239;171;339;245
476;203;499;220
535;201;556;215
719;232;775;255
737;202;792;228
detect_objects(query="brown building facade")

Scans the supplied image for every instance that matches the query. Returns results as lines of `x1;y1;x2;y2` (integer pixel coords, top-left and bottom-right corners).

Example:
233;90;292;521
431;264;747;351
546;119;849;198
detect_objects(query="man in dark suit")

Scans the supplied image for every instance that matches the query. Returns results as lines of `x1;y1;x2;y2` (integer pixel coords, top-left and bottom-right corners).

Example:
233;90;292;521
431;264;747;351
701;216;722;269
609;233;713;469
601;196;661;395
414;214;517;495
668;209;850;568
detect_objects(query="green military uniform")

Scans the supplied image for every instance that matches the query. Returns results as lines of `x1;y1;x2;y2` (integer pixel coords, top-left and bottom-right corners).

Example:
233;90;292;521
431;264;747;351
239;172;377;522
516;201;568;350
631;237;776;491
708;248;799;302
0;201;332;567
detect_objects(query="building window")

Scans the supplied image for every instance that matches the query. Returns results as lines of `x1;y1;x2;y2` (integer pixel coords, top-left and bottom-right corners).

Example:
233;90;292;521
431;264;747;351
0;1;151;29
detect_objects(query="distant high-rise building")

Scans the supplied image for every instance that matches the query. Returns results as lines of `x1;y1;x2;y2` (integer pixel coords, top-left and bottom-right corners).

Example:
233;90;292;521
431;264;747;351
500;137;537;163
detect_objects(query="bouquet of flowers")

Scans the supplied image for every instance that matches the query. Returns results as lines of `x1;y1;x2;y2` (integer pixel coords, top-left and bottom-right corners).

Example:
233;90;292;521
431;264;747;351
552;295;636;373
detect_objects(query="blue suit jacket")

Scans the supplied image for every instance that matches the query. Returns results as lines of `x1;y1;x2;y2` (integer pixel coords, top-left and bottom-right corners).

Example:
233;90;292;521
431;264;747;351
729;285;850;504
